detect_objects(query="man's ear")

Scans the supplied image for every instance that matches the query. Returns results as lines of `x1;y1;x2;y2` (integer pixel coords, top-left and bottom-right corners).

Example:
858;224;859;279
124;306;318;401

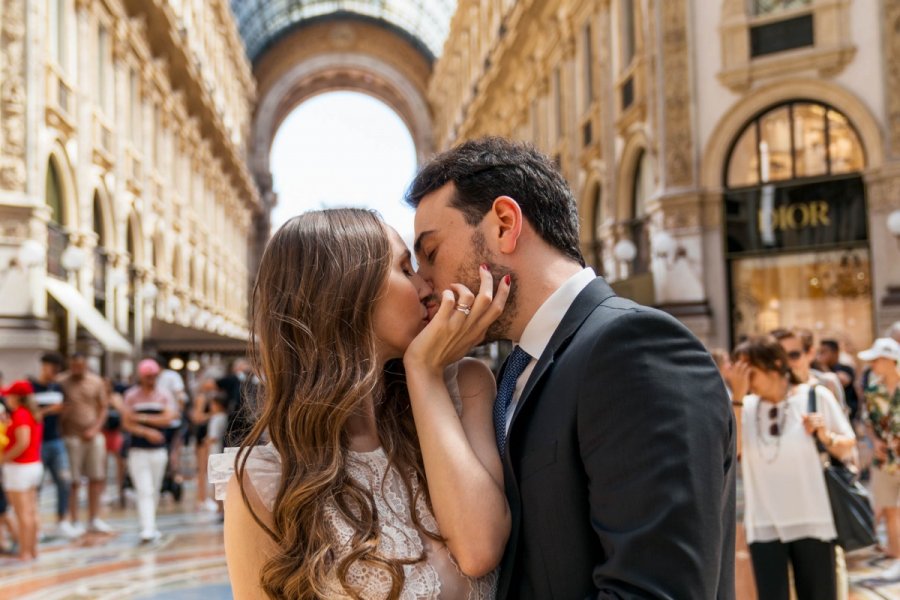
489;196;523;255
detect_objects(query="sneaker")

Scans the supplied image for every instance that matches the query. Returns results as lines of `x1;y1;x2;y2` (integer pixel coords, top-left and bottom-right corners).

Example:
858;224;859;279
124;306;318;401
70;522;86;536
139;530;162;544
88;518;115;534
58;521;81;539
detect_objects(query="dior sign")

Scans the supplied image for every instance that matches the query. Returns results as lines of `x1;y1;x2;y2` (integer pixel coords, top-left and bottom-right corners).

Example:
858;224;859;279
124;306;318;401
725;175;868;255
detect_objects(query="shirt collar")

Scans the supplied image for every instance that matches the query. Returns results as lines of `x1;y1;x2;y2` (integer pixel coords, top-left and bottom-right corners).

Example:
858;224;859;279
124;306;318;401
518;268;596;360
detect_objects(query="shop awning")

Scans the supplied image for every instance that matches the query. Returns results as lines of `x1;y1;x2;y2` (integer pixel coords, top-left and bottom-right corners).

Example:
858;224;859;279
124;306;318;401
45;277;133;354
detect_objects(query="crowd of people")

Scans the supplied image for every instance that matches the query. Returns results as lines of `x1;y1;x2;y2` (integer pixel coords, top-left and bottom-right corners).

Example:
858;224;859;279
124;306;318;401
712;321;900;599
0;352;256;560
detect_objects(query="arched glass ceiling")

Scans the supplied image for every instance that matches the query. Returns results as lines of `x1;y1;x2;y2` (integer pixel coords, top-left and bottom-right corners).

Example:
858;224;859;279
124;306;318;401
230;0;458;63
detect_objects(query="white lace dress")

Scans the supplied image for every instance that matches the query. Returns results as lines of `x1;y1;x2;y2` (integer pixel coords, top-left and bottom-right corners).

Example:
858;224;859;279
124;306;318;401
208;369;498;599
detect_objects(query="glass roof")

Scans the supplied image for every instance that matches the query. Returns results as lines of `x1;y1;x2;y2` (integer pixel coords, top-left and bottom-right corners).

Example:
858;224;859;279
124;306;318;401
230;0;458;62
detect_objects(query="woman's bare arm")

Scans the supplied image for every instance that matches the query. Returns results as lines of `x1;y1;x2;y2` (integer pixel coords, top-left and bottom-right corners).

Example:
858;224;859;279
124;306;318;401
224;474;279;599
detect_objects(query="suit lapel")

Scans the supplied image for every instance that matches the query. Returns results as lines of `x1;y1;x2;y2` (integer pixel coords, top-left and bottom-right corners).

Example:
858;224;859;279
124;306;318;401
508;277;617;429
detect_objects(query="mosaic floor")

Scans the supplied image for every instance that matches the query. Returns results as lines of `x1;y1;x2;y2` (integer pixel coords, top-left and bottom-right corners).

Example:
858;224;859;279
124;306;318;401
0;480;230;600
2;475;900;599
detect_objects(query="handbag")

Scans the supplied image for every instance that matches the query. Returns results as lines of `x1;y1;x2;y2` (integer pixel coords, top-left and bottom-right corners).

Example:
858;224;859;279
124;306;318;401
808;386;877;552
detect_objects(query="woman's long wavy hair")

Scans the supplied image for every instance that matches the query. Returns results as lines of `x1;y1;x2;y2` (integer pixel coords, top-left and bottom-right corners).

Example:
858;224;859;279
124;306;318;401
237;208;439;599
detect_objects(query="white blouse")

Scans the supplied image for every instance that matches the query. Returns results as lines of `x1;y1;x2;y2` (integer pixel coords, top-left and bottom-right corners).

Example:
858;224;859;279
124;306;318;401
741;384;855;544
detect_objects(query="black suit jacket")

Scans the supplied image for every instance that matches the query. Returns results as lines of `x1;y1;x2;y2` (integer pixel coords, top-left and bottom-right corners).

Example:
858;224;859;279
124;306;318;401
496;278;735;600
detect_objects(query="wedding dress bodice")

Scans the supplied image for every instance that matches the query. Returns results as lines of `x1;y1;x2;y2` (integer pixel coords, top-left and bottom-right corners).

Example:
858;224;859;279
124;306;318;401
208;367;497;599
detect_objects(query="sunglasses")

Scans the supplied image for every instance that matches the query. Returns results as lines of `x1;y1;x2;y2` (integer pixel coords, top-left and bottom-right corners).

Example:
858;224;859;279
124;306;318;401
768;405;782;436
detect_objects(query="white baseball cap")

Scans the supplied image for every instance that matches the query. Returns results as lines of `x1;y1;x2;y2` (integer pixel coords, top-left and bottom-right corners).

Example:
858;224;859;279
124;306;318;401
858;338;900;363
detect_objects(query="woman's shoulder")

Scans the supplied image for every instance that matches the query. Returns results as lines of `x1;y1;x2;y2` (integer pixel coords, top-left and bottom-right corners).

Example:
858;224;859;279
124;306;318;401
454;358;496;407
209;445;282;513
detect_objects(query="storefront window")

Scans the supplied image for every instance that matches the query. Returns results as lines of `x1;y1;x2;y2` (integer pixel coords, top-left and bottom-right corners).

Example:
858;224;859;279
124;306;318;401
827;109;865;175
731;248;872;353
726;101;866;188
724;101;871;349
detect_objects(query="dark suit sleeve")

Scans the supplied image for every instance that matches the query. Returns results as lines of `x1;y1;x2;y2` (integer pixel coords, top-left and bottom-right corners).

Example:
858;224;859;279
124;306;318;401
577;309;734;599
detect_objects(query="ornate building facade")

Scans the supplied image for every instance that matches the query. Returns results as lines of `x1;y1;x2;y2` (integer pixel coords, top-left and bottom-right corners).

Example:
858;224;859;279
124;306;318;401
430;0;900;352
0;0;259;377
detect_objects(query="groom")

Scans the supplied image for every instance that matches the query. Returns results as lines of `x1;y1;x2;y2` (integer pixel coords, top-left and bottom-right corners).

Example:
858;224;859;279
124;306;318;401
408;137;735;599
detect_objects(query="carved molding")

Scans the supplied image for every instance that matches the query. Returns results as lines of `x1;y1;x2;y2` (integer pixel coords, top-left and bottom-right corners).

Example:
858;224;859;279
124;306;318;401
886;2;900;158
0;0;27;191
660;0;694;188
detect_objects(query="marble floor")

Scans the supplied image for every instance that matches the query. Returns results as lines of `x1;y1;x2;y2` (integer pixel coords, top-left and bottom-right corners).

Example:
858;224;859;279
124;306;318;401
0;479;231;600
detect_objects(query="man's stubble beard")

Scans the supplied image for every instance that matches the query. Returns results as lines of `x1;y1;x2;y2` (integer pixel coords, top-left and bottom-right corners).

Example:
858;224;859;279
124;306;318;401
458;230;518;343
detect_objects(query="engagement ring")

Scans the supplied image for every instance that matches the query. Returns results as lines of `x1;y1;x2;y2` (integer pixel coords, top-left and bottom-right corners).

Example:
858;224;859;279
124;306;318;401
455;304;471;315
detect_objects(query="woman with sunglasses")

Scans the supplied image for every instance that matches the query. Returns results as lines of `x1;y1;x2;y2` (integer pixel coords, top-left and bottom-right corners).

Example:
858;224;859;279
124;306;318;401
733;335;855;600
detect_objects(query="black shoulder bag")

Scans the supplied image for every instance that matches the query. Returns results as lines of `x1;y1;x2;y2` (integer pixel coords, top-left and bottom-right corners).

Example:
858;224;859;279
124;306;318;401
808;386;877;552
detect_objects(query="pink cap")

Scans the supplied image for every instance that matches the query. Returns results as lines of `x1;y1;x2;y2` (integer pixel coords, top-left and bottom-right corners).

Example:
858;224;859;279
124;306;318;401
137;359;161;377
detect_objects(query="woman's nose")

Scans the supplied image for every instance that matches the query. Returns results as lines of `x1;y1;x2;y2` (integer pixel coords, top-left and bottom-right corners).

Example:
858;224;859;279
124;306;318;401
414;272;433;300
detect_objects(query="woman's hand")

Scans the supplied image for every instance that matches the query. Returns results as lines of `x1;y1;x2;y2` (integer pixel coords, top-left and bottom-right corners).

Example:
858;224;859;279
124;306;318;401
404;264;510;374
729;360;751;400
803;412;826;436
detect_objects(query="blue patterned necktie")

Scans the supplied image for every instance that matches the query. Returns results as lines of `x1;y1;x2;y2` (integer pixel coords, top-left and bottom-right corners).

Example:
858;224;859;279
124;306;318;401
494;346;533;455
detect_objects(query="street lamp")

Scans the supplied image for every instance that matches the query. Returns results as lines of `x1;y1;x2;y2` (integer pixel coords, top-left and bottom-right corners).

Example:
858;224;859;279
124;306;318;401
888;210;900;248
60;245;87;272
613;239;637;263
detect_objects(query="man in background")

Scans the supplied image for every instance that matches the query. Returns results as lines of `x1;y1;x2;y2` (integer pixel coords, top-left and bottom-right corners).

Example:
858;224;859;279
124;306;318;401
59;353;113;533
29;352;78;538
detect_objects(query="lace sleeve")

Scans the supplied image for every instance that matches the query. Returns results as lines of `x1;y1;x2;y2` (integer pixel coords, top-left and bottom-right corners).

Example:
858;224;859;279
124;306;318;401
208;445;283;511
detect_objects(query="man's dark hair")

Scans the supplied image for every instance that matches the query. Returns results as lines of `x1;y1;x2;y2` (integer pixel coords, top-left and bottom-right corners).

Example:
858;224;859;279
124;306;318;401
406;137;585;266
70;351;86;360
821;339;840;353
40;352;64;369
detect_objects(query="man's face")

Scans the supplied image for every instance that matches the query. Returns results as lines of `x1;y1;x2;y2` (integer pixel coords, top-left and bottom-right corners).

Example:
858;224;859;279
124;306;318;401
778;336;810;376
39;361;59;381
413;182;516;342
817;346;836;366
70;357;87;377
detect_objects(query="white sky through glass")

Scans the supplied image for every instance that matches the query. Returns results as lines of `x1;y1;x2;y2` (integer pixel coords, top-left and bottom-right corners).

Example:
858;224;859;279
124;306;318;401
269;92;418;246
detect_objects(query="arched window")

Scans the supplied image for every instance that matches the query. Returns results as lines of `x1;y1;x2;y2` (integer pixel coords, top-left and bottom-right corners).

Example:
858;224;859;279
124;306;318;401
126;219;138;337
723;101;871;351
725;100;864;188
93;193;107;314
589;184;604;274
46;160;67;278
629;150;652;275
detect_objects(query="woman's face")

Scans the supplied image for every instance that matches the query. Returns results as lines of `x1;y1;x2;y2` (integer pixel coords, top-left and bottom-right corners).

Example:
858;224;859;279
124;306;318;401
872;357;899;377
746;362;786;399
372;226;434;362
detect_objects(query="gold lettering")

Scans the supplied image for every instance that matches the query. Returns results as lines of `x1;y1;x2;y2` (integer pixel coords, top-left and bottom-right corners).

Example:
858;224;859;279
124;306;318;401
761;201;831;232
809;201;831;226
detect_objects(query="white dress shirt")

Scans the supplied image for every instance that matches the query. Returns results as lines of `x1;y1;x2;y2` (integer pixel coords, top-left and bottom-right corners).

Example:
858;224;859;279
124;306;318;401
504;268;596;433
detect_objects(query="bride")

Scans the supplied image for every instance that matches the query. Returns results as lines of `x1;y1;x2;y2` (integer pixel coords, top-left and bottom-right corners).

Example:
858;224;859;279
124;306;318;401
210;208;511;599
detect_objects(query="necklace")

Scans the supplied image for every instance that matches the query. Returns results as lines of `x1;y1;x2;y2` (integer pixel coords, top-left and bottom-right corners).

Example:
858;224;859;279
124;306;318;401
755;399;788;464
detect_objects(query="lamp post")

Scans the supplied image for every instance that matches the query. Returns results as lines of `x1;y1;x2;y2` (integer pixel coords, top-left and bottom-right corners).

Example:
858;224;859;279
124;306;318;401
888;210;900;248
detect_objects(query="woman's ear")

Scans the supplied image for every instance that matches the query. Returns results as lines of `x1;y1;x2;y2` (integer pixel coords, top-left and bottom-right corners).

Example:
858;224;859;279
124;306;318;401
490;196;523;255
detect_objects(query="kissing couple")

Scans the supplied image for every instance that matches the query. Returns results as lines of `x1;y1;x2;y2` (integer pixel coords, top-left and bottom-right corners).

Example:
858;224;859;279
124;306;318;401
210;136;736;599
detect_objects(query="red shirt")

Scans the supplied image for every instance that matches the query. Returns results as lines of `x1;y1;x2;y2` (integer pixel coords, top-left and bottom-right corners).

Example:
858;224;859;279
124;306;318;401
8;407;42;463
